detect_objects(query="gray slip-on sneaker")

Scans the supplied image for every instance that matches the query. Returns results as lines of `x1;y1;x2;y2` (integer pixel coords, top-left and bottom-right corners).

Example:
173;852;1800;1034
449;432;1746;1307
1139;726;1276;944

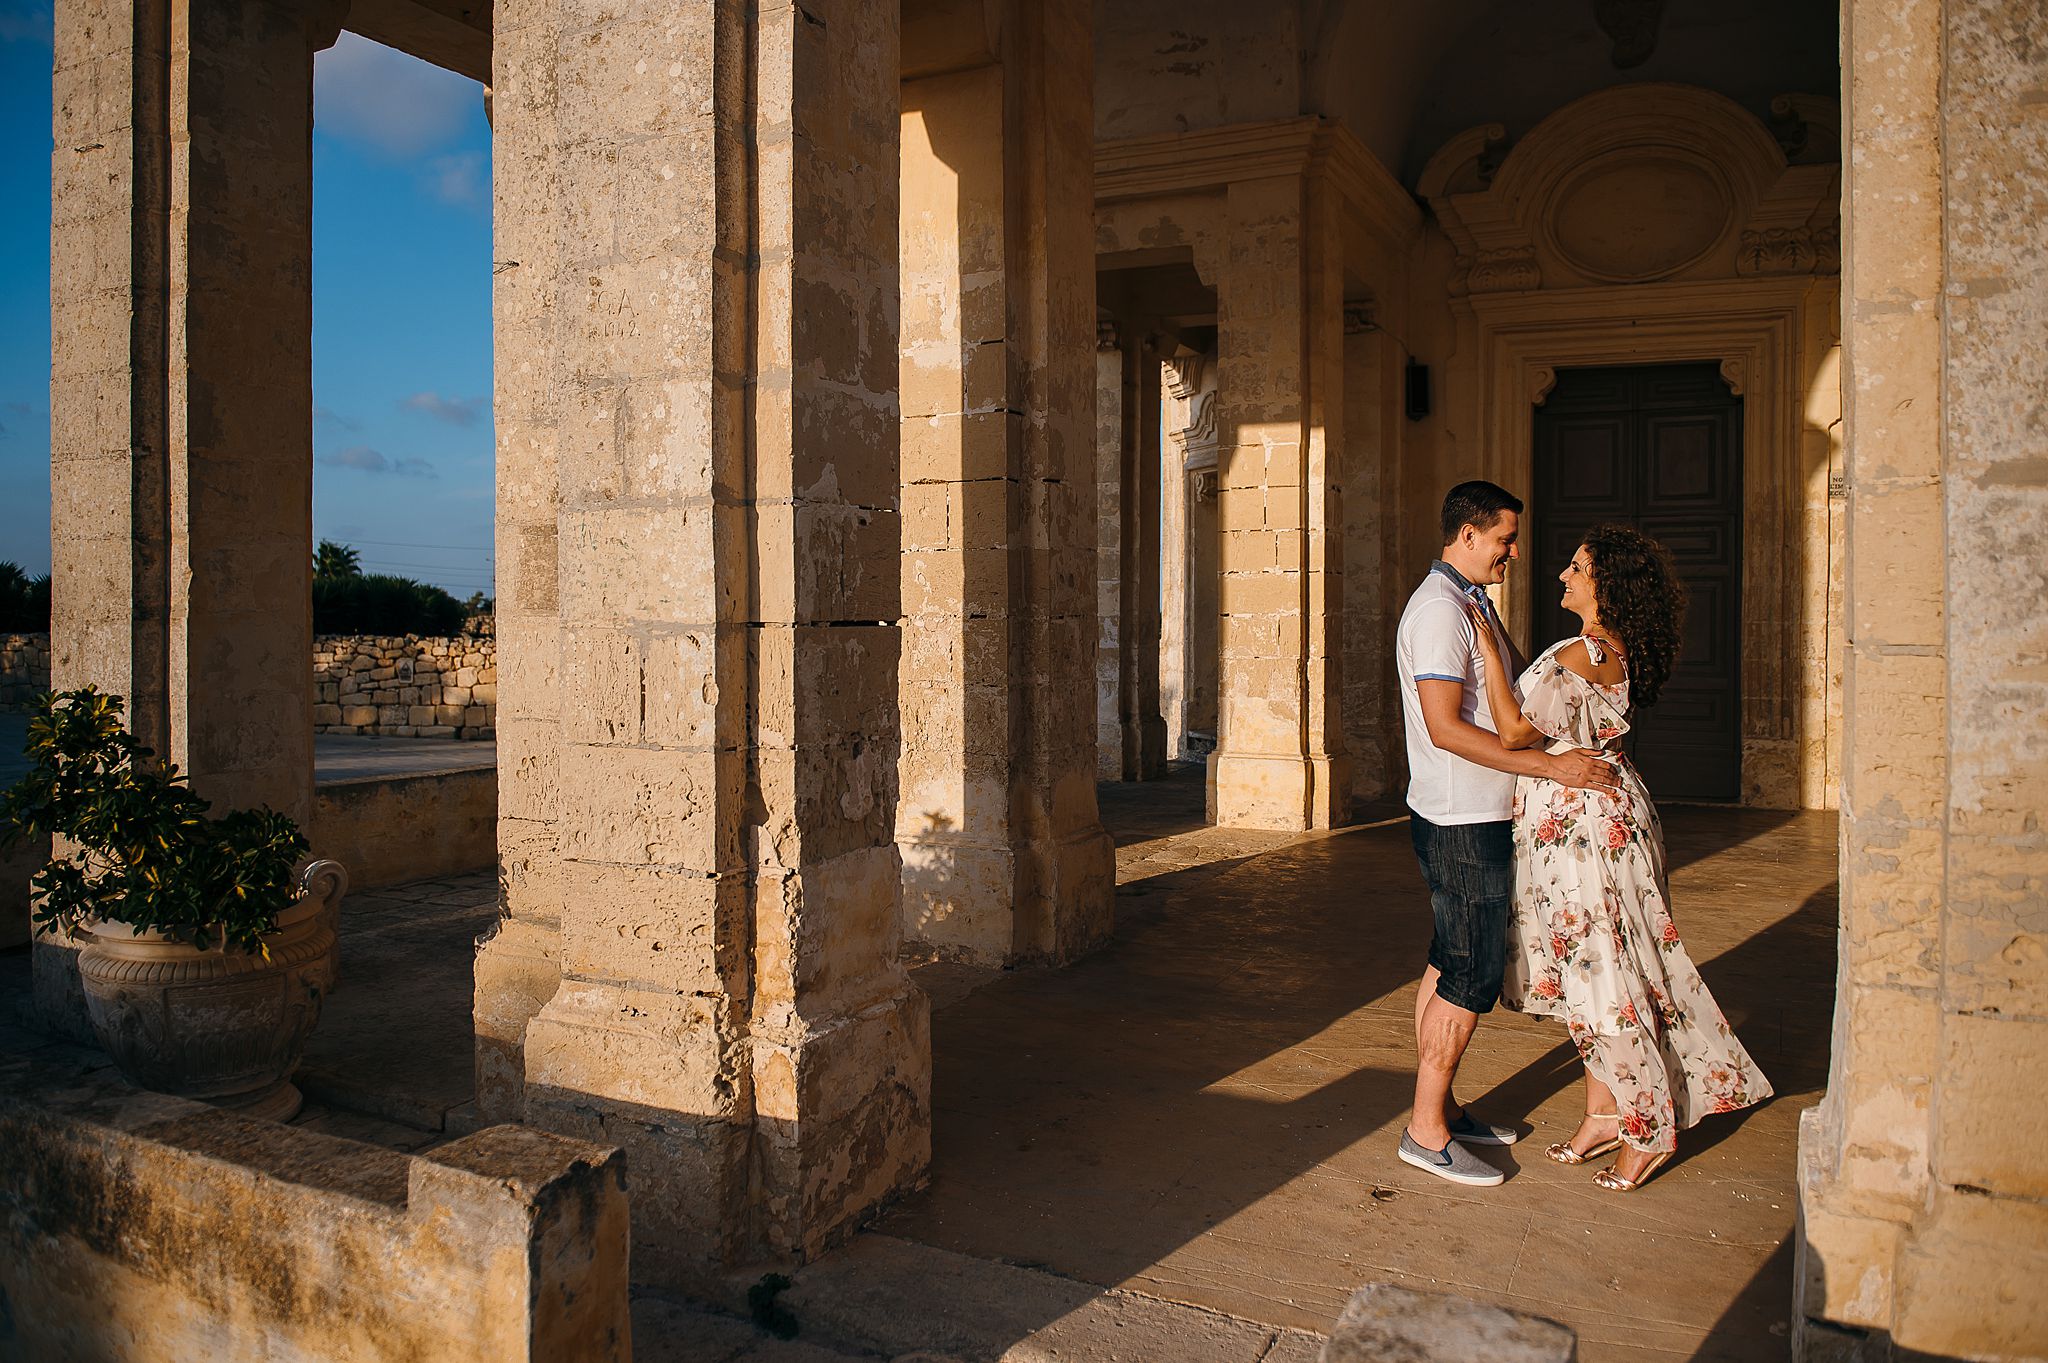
1398;1129;1506;1186
1446;1109;1521;1146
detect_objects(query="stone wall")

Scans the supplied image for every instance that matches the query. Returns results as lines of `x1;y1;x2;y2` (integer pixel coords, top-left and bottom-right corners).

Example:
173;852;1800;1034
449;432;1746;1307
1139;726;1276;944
0;633;49;711
313;633;497;739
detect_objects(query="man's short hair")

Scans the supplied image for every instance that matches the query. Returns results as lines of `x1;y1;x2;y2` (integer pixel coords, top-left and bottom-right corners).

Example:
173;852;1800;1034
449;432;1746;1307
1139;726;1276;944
1440;480;1524;544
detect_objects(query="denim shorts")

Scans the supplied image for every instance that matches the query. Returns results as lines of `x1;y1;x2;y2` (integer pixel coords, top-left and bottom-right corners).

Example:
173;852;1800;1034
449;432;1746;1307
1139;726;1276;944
1410;812;1514;1014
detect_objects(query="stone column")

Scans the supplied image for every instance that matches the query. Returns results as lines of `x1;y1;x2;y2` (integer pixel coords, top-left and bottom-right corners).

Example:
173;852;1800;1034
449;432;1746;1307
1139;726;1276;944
1094;323;1123;778
1206;175;1349;830
895;0;1113;966
1340;304;1403;802
51;0;318;820
1795;0;2048;1357
1117;328;1168;781
1176;355;1222;760
1159;354;1197;763
496;0;928;1286
46;0;323;1032
472;0;564;1126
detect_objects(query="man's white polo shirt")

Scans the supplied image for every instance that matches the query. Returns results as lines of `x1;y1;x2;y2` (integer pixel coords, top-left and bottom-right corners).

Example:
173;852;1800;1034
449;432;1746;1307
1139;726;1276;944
1397;563;1517;825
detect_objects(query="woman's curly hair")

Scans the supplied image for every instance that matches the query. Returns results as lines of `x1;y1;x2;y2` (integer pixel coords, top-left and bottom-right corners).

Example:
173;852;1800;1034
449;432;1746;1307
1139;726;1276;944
1581;524;1686;708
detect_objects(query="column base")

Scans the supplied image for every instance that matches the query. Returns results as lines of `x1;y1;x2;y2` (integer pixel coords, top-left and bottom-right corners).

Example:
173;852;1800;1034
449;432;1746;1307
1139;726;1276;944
750;983;933;1261
1207;750;1353;831
522;979;754;1291
901;823;1114;968
472;915;562;1125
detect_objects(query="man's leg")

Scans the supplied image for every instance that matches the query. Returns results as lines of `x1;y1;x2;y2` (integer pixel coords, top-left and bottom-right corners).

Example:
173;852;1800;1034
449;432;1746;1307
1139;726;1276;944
1410;988;1478;1148
1412;963;1463;1130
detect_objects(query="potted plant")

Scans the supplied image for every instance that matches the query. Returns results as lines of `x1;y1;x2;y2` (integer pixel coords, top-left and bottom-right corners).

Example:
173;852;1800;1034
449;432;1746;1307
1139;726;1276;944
2;687;347;1121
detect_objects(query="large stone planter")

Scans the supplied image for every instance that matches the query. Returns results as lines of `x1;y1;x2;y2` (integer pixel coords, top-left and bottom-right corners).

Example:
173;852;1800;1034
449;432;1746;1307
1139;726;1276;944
78;859;348;1122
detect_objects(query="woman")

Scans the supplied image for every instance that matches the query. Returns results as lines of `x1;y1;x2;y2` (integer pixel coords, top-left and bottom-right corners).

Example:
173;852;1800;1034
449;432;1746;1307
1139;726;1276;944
1464;524;1770;1191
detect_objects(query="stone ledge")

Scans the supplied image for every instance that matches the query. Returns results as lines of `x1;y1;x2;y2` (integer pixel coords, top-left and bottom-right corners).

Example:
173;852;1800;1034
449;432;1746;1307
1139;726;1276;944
0;1040;629;1363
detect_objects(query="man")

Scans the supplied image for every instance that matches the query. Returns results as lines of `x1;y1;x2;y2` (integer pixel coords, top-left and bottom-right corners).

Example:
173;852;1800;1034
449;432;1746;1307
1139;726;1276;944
1395;480;1621;1186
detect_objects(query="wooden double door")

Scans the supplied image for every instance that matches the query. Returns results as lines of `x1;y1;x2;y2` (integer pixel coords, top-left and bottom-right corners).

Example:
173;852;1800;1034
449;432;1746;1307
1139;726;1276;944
1531;363;1743;802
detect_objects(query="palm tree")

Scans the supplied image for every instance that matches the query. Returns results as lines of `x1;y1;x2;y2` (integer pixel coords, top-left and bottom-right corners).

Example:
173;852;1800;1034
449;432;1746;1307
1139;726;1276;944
314;540;361;579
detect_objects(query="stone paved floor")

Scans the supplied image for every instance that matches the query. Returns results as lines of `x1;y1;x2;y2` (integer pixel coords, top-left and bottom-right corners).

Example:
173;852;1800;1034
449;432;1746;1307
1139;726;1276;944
880;764;1838;1363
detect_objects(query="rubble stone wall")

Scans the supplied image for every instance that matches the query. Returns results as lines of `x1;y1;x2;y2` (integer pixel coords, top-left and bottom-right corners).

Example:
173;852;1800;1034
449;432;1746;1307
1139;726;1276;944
313;633;497;739
0;634;49;711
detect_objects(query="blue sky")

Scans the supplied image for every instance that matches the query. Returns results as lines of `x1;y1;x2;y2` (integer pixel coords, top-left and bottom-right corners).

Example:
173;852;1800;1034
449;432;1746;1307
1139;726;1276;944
0;9;496;600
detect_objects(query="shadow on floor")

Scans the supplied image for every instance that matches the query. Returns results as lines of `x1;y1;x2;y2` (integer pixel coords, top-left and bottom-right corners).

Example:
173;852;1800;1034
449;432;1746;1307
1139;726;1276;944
879;773;1839;1363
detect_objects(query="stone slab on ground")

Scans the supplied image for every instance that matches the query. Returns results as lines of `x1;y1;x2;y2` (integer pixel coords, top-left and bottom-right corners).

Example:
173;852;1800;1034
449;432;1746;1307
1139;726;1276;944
762;1232;1323;1363
1321;1282;1575;1362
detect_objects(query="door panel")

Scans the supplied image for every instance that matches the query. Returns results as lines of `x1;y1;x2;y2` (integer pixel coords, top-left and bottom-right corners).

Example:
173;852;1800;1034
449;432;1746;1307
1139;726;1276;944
1532;363;1742;801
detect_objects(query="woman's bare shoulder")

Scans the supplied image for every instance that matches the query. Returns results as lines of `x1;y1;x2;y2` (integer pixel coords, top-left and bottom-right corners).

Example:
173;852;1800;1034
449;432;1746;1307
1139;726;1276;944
1552;638;1626;686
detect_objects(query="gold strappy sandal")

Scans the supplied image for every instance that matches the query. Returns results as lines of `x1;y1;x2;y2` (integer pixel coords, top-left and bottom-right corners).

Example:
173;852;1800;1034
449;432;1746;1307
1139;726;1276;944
1545;1113;1622;1165
1593;1149;1673;1192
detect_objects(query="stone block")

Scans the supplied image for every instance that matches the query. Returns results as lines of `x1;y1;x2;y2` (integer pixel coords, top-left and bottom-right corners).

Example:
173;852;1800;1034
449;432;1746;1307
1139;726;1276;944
456;665;480;687
0;1049;629;1363
312;703;342;726
472;682;497;704
342;705;377;727
408;705;436;727
1320;1283;1575;1363
443;684;474;707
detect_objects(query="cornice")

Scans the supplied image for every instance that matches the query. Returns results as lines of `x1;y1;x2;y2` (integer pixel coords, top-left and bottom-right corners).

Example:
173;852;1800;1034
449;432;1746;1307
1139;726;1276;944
1095;116;1422;248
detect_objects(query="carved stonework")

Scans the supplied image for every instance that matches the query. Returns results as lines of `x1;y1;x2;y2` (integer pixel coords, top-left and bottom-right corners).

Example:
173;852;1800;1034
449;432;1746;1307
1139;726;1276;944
1718;356;1747;396
1191;469;1218;503
1096;320;1118;352
1737;226;1839;277
1171;390;1219;459
1423;86;1841;296
1164;354;1204;400
1467;247;1542;294
1594;0;1667;69
1343;302;1376;335
1529;366;1559;407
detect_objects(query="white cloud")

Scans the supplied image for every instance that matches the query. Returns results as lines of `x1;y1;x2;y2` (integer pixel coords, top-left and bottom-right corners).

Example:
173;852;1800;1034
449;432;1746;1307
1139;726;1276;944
323;445;390;472
320;444;438;478
314;405;361;432
314;31;477;157
401;392;485;426
423;150;487;207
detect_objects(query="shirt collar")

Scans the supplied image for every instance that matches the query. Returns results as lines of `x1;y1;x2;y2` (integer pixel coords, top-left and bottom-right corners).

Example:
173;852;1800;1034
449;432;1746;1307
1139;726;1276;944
1430;559;1486;599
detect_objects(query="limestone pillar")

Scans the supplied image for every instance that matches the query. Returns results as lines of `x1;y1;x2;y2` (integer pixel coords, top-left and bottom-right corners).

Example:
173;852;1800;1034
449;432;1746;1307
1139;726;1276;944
1116;328;1168;781
472;0;563;1125
1159;354;1197;763
1206;176;1349;830
46;0;322;1032
1795;0;2048;1356
896;0;1113;966
492;0;928;1285
1340;305;1403;802
1173;355;1222;761
1094;324;1123;778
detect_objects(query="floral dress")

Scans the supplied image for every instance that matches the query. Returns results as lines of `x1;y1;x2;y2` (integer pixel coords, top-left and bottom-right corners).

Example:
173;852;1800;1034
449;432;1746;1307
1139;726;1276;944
1502;636;1771;1153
